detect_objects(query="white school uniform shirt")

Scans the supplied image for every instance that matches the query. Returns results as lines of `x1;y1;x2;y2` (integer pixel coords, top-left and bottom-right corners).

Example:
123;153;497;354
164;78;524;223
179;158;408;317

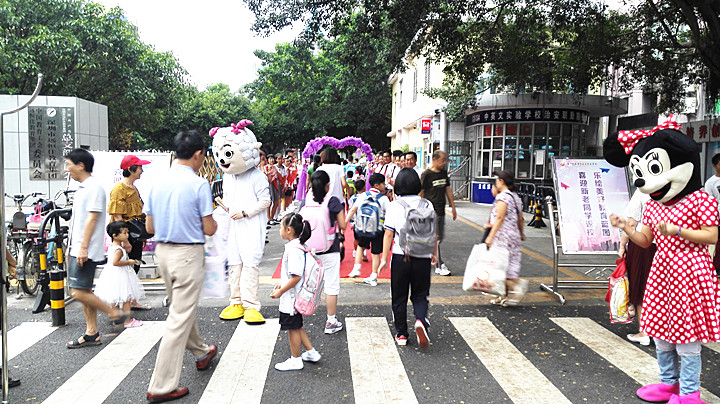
704;175;720;217
383;195;433;258
279;238;305;315
318;163;346;203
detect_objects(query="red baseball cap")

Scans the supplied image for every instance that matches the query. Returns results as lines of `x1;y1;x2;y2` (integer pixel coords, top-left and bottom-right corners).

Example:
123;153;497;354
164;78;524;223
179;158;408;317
120;155;151;170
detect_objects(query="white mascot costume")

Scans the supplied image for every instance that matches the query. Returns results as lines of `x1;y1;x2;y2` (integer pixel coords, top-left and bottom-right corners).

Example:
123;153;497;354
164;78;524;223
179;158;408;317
211;120;271;324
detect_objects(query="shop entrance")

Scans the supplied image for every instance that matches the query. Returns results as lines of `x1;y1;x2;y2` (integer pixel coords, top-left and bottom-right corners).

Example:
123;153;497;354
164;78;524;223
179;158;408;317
447;141;472;200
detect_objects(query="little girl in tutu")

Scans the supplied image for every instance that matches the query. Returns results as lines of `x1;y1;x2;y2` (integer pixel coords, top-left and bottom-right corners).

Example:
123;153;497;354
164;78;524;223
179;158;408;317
95;221;145;328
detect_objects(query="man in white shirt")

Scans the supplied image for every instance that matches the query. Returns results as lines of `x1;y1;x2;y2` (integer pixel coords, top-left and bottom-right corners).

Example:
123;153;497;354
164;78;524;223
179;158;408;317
704;153;720;274
404;151;424;177
379;150;399;195
65;149;126;349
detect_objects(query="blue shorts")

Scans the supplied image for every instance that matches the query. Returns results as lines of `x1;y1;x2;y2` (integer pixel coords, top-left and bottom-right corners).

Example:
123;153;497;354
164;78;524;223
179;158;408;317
67;256;98;290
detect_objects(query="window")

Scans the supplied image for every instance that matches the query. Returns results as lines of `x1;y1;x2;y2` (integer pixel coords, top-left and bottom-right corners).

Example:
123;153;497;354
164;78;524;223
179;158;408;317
399;80;403;109
424;62;431;89
413;69;418;102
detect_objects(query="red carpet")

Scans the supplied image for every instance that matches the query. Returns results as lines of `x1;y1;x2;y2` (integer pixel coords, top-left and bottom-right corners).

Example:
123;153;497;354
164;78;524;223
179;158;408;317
272;226;392;279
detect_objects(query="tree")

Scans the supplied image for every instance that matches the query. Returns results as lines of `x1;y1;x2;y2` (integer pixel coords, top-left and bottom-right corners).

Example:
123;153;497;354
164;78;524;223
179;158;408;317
244;0;720;116
0;0;189;148
245;23;391;153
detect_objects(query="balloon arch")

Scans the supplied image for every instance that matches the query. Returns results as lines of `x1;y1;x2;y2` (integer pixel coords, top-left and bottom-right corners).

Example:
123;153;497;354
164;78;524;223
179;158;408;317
295;136;374;201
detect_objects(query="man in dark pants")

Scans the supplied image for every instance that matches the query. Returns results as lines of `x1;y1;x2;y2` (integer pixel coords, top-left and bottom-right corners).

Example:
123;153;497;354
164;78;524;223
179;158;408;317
419;150;457;276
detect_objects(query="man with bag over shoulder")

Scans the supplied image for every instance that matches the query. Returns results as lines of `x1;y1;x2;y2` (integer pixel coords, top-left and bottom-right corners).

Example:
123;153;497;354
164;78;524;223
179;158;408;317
144;131;218;403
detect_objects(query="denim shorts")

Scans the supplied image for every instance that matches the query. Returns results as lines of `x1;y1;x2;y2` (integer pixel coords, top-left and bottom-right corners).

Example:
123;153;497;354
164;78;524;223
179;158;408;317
67;256;98;290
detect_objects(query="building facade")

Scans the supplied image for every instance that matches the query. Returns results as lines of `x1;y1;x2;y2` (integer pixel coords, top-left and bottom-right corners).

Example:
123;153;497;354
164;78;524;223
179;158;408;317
1;95;109;197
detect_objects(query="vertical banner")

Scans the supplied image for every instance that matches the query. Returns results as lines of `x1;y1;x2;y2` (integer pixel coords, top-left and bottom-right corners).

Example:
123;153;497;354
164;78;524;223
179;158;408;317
27;106;75;181
552;158;629;254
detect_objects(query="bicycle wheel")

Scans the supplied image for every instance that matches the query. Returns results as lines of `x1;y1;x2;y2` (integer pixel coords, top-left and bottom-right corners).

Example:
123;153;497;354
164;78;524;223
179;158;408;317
20;242;39;295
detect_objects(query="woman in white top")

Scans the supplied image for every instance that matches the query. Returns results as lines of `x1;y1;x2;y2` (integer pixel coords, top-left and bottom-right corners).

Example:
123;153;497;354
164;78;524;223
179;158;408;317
619;188;656;346
317;147;349;205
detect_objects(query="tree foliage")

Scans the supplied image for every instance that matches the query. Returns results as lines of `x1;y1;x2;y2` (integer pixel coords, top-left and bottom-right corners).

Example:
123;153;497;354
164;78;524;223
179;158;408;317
245;16;392;153
0;0;189;148
245;0;720;116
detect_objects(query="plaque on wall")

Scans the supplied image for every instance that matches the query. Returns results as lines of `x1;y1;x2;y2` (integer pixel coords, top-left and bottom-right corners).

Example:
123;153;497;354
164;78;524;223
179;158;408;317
27;106;75;181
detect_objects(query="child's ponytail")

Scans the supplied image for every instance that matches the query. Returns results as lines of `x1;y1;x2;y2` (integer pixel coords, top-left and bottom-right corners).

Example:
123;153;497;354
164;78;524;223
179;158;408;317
282;212;313;244
299;220;312;244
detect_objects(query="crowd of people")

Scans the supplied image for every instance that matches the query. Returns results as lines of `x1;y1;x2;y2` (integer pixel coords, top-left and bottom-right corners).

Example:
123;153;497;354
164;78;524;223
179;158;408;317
34;137;529;401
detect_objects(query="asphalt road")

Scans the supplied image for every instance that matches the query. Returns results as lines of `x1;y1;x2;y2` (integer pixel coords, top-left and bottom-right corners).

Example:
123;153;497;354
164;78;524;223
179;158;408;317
3;202;719;403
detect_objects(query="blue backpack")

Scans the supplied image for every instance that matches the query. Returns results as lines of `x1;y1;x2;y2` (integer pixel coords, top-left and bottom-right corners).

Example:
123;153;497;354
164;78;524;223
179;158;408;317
355;191;384;238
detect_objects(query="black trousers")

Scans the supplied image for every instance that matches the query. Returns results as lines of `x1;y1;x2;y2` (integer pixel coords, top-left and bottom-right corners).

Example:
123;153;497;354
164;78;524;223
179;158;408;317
128;236;144;274
391;253;431;338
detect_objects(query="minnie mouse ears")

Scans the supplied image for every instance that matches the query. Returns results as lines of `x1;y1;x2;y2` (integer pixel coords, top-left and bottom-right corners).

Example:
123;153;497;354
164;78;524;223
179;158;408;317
603;132;630;167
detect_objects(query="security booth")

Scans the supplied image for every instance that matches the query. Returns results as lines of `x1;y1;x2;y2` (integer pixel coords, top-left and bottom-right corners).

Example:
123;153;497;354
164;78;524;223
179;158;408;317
464;93;628;204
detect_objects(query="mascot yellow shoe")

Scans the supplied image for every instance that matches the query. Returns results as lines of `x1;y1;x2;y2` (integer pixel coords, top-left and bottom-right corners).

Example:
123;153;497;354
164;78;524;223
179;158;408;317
243;308;265;325
219;304;245;321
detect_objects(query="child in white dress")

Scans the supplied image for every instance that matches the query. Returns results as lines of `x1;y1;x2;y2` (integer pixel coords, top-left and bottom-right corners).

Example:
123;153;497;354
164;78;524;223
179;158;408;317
95;221;145;328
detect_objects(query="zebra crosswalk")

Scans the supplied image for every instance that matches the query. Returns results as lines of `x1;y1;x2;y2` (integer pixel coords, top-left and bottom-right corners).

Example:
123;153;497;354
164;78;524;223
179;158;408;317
5;314;720;404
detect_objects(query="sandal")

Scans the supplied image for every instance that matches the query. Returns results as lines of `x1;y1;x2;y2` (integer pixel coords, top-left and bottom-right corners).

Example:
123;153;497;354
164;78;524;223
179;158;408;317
130;304;152;311
124;318;143;328
67;333;102;349
490;297;507;306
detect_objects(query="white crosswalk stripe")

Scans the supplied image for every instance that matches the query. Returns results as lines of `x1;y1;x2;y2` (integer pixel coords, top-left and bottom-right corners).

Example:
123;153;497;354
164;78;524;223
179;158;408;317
450;317;571;404
8;322;56;361
551;317;720;404
347;317;418;404
704;342;720;355
42;321;166;404
199;318;280;404
8;316;720;403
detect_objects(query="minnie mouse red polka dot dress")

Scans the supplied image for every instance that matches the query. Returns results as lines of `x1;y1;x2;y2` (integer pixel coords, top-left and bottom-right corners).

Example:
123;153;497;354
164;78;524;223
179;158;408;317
641;190;720;343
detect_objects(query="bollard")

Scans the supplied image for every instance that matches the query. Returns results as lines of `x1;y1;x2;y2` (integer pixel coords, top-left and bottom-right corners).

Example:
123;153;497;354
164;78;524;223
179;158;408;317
32;245;50;314
532;199;547;228
50;245;65;326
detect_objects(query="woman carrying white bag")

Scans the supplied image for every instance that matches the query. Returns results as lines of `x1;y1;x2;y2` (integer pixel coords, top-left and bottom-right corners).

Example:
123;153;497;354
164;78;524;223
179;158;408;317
484;171;527;306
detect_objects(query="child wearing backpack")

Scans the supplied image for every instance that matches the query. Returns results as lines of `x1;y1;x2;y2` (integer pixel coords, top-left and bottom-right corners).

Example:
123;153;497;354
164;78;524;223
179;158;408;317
270;212;322;371
346;173;388;286
299;170;347;335
378;168;437;349
348;179;366;262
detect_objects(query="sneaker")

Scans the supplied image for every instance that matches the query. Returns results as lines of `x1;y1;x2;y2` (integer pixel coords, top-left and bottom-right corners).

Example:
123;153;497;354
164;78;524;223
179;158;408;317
348;265;361;278
124;318;143;328
324;320;344;334
275;356;303;371
363;276;378;286
435;264;451;276
627;333;651;346
301;349;322;363
415;319;430;350
395;335;408;346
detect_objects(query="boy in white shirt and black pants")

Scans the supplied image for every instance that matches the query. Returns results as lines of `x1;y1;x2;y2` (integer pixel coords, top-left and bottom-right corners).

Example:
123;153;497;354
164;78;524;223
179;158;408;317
378;168;438;350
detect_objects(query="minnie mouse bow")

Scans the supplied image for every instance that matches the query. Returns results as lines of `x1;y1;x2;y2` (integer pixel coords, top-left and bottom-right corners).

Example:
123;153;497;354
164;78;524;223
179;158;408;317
617;115;682;154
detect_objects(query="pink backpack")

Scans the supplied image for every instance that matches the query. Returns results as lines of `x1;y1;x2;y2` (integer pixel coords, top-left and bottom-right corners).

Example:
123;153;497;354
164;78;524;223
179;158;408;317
299;192;336;253
293;244;325;315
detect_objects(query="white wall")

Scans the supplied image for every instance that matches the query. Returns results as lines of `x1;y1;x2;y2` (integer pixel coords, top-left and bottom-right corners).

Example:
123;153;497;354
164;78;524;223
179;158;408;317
1;95;109;200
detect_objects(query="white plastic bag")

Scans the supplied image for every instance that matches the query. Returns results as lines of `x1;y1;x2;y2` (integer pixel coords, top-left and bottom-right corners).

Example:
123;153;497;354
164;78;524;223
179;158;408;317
462;245;510;296
202;256;228;299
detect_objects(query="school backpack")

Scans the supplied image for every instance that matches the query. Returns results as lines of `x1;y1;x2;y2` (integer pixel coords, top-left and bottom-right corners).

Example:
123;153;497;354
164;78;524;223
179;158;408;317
293;245;325;316
299;192;335;253
397;198;437;258
355;191;384;238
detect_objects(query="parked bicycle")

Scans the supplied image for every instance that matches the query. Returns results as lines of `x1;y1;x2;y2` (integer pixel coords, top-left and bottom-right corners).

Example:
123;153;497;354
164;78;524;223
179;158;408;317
5;192;45;294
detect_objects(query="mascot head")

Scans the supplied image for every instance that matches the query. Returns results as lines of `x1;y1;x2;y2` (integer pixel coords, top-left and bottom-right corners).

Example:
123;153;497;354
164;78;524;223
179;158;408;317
210;119;261;175
603;116;700;204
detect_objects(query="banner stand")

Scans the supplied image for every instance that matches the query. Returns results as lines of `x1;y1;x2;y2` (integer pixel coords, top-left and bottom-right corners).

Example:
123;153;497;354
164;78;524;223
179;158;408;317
539;195;616;305
539;157;630;305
